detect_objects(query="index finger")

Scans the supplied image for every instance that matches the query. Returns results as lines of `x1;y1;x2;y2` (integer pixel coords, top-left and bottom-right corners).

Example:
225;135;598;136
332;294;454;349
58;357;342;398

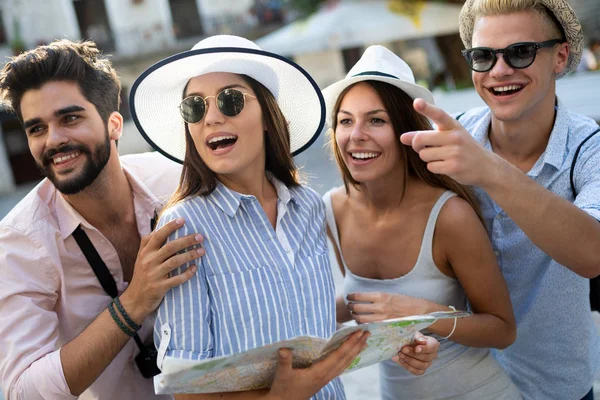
413;98;459;131
146;217;186;249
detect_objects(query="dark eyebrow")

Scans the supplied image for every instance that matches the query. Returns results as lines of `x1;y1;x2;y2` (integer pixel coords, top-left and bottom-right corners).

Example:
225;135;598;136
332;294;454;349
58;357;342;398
186;84;248;97
23;105;86;130
55;105;86;117
23;118;42;130
338;109;387;116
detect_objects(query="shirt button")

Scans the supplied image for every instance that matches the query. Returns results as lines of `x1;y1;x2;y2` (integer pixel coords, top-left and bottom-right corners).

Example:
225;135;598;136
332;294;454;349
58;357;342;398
284;247;291;253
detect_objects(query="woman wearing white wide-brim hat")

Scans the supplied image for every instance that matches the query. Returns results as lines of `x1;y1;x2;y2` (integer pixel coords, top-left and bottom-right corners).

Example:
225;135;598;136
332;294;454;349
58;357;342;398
322;44;522;400
130;34;372;398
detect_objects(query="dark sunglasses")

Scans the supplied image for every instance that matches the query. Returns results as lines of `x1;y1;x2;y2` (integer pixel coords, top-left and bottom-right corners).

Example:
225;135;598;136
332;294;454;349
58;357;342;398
461;39;565;72
179;88;256;124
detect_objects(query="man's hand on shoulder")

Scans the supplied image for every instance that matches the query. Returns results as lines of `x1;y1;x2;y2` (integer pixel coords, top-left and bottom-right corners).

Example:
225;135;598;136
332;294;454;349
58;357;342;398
120;217;204;323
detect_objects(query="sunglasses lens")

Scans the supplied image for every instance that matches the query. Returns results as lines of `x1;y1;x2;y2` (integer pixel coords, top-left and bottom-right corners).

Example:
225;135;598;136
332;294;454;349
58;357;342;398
506;43;536;68
217;89;245;117
469;49;495;72
180;96;205;123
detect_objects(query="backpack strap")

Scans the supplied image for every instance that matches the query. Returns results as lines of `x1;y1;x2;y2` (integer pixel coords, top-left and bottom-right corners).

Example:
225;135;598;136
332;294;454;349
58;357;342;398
570;128;600;197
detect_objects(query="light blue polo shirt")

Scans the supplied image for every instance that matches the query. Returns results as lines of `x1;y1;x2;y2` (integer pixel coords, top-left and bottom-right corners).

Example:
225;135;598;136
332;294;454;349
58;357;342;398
459;100;600;400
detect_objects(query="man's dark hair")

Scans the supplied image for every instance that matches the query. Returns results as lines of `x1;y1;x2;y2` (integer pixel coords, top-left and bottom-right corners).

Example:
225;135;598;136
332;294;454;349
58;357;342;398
0;39;121;124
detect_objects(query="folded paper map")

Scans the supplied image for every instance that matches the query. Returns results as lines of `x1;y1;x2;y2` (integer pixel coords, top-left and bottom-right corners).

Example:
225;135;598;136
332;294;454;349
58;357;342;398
155;310;471;394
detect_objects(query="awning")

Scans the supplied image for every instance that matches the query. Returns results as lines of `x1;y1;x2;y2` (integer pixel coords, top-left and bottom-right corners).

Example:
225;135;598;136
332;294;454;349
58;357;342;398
256;0;463;56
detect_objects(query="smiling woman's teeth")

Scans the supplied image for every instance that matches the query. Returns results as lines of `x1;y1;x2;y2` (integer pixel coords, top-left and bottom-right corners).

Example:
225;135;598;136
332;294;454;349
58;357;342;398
351;152;379;159
208;135;236;144
53;152;80;164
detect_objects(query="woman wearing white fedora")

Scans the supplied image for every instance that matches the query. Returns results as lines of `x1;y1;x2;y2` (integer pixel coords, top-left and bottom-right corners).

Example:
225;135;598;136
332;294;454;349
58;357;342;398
129;35;438;399
322;45;522;399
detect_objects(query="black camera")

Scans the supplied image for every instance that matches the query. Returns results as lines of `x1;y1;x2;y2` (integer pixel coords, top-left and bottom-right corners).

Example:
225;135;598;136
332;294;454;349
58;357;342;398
135;344;161;379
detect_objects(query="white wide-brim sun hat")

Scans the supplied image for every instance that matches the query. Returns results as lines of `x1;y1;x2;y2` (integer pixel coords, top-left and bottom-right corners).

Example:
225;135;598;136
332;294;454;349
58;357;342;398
322;45;435;127
129;35;325;163
459;0;583;78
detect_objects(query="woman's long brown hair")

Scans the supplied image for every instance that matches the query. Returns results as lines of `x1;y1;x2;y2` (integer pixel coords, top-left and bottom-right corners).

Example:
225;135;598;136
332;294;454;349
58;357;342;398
163;74;299;213
330;80;483;221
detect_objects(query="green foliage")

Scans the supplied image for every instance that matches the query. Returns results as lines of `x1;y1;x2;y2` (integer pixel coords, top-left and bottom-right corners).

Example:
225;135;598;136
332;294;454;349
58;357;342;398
285;0;325;15
10;18;26;55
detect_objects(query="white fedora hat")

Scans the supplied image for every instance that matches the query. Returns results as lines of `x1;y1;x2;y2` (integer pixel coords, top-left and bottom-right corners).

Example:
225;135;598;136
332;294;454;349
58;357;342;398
129;35;325;163
322;45;434;126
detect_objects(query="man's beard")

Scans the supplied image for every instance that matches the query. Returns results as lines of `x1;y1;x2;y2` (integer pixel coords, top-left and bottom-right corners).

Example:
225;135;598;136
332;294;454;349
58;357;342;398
37;131;112;195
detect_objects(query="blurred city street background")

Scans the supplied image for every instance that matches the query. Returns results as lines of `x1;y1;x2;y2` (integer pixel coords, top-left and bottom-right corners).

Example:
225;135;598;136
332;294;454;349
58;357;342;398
1;0;600;399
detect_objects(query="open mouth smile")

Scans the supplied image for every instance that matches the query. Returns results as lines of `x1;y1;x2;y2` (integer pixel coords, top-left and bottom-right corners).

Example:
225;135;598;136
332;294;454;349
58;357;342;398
206;135;238;151
489;84;525;97
349;151;381;162
52;151;81;165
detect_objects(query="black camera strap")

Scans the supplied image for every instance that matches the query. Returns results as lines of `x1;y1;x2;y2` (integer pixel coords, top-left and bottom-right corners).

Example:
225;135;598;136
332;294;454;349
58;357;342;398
72;226;147;352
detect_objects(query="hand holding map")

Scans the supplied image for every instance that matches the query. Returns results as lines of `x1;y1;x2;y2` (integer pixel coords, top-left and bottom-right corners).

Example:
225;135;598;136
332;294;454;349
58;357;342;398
155;310;470;394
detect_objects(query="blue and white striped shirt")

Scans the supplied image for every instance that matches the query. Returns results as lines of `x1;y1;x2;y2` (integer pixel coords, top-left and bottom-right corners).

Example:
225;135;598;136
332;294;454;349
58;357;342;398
154;177;345;399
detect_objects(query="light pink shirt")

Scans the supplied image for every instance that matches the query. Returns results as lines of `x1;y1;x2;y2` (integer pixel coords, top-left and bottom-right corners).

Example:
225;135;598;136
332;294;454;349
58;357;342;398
0;152;181;400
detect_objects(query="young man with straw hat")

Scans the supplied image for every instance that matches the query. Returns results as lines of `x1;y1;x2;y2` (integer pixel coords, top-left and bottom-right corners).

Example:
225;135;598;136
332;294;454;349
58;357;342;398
400;1;600;399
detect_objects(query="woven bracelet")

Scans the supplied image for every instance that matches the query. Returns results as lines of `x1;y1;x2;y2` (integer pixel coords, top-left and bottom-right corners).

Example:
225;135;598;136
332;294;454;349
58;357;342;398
108;302;136;337
114;297;142;332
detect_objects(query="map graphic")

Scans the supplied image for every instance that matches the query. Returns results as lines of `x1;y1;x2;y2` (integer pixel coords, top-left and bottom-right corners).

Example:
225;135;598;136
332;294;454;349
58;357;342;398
154;310;470;394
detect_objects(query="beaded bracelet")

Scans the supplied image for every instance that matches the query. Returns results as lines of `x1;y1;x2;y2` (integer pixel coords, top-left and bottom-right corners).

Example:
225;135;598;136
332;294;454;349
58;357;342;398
108;302;136;337
114;297;142;332
442;305;457;340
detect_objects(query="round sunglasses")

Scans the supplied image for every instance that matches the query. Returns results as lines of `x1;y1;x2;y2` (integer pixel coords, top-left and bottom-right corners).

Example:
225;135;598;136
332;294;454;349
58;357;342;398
179;88;256;124
461;39;564;72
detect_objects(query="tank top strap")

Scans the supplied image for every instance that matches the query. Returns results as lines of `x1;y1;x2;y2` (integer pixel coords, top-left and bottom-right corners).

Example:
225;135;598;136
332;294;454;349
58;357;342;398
322;189;343;258
417;191;458;264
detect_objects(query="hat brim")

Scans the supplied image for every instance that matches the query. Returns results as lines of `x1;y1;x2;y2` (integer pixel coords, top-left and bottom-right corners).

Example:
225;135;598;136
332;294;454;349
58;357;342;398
130;47;325;164
322;75;435;127
459;0;583;78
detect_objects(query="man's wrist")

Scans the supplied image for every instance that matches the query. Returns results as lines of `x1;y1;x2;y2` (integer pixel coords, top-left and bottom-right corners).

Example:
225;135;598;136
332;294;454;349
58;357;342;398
118;291;147;326
478;152;511;193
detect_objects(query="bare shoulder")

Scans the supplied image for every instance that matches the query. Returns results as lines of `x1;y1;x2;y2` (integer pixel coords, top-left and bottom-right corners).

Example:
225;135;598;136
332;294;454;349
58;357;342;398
329;186;349;214
329;186;347;201
436;195;483;236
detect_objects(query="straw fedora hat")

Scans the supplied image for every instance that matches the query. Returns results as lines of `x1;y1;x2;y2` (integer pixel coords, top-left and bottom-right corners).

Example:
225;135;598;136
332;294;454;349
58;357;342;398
459;0;584;78
322;45;435;126
129;35;325;163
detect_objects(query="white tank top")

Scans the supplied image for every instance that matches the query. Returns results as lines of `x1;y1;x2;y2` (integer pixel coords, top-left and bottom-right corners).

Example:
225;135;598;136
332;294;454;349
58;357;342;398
323;189;521;400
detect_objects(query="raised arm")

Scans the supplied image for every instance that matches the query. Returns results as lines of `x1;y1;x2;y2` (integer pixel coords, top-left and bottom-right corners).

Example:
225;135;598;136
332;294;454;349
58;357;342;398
473;148;600;278
401;99;600;278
